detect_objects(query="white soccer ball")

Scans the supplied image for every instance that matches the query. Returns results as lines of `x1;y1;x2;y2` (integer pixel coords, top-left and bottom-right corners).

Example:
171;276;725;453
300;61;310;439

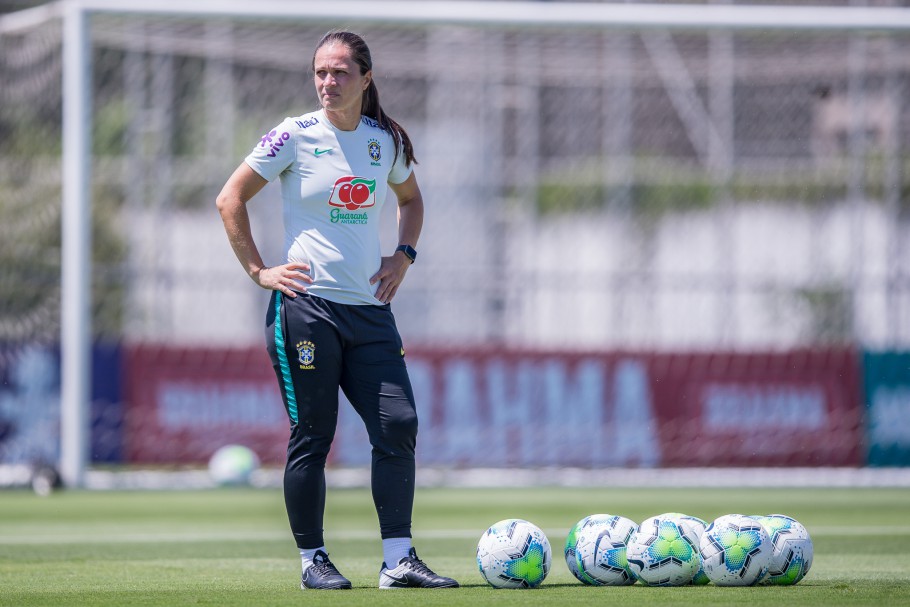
662;512;710;585
574;515;639;586
700;514;773;586
755;514;813;585
627;514;700;586
564;514;615;583
208;444;260;486
477;519;552;589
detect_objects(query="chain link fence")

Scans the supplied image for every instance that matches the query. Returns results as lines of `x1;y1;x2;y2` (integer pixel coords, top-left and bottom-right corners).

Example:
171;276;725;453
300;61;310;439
3;7;909;350
1;2;909;473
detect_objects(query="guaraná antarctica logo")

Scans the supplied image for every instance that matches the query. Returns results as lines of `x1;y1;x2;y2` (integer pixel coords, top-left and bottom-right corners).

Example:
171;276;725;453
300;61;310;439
328;175;376;224
296;341;316;370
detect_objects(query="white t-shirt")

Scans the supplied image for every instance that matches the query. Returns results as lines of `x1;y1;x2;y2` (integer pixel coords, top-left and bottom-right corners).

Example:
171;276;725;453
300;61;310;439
245;109;413;305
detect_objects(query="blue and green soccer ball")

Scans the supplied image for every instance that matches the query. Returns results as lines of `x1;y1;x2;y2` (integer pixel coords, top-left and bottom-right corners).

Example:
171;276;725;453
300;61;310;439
755;514;813;585
564;514;617;583
573;515;639;586
207;444;259;486
700;514;773;586
662;512;710;585
627;514;701;586
477;519;552;589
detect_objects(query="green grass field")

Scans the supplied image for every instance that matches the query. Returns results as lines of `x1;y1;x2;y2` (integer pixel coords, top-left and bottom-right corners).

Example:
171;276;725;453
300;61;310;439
1;484;909;606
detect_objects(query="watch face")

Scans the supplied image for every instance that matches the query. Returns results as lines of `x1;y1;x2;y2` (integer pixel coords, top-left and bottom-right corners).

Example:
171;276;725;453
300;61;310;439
397;245;416;262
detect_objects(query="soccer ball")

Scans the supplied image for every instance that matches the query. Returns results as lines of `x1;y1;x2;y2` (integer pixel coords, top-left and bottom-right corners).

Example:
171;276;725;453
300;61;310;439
662;512;710;585
755;514;813;585
627;514;700;586
208;444;259;486
564;514;616;583
565;514;608;583
574;515;639;586
700;514;773;586
477;519;552;589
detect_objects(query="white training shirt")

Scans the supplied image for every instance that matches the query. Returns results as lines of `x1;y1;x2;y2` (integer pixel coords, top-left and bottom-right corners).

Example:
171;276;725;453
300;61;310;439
245;109;412;305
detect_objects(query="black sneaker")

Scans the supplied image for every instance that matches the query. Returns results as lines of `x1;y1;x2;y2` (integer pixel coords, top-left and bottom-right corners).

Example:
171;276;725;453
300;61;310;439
300;550;352;590
378;547;459;589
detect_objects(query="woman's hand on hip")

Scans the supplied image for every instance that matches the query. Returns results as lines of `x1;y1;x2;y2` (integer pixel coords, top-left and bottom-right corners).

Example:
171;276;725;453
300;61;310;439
255;262;312;298
370;254;410;303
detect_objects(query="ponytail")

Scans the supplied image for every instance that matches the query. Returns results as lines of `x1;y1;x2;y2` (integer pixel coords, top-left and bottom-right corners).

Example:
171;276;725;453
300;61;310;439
362;80;416;168
313;31;417;167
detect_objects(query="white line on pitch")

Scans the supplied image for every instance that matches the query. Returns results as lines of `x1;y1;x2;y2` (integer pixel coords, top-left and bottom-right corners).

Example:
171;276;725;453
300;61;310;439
0;525;908;545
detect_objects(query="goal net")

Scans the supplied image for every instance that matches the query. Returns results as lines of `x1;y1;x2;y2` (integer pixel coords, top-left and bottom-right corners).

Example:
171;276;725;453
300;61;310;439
1;1;909;486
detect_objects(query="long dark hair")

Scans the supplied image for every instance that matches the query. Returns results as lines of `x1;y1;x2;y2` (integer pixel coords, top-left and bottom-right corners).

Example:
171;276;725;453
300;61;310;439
312;31;416;167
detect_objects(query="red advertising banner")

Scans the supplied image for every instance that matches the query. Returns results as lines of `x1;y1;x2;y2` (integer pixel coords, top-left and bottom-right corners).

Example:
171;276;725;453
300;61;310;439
123;345;863;467
642;349;863;466
123;345;289;464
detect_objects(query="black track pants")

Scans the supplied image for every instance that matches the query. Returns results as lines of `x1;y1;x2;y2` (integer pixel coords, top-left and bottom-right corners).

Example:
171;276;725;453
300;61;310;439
265;291;418;549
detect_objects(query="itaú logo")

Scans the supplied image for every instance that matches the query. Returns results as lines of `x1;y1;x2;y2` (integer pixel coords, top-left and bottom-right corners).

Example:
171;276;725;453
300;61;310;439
328;176;377;211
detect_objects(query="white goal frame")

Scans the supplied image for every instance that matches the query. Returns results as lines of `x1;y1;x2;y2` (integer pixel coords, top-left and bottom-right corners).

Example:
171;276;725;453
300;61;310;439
57;0;910;487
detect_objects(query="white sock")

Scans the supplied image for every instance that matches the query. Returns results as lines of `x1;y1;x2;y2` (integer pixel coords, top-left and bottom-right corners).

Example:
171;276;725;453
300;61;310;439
300;546;326;571
382;537;412;567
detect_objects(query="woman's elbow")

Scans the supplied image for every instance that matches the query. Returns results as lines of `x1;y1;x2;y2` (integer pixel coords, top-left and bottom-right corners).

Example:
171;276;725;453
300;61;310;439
215;190;234;215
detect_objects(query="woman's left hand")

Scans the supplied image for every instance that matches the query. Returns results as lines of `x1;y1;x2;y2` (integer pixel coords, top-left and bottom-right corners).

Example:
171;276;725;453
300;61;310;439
370;252;411;303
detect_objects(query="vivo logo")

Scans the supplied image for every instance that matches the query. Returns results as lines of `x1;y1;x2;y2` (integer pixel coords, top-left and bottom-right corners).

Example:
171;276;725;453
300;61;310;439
259;130;291;157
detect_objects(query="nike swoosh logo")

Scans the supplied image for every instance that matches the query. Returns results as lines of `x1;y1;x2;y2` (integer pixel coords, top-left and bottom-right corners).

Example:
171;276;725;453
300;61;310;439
314;148;333;156
381;570;410;587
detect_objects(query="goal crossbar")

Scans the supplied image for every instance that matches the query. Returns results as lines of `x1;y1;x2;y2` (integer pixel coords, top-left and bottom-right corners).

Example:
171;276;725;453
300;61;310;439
58;0;910;32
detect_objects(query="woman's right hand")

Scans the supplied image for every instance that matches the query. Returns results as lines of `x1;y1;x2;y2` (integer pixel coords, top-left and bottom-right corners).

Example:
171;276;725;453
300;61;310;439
255;262;313;298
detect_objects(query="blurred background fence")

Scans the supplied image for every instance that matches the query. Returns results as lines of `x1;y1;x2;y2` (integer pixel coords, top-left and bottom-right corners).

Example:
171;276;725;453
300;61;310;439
1;0;909;478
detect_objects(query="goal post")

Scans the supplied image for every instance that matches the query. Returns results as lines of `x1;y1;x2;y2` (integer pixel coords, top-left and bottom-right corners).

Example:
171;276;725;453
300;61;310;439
61;0;92;492
0;0;906;487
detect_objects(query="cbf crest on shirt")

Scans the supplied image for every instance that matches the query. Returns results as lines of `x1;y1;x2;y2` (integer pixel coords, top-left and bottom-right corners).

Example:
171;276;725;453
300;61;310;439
244;110;413;306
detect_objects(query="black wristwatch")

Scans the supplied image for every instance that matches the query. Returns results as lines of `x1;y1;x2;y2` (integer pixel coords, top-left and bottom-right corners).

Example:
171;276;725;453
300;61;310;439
395;244;417;264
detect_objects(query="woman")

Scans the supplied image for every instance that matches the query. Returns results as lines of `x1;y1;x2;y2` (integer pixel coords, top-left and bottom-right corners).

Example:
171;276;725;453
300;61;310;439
216;31;457;590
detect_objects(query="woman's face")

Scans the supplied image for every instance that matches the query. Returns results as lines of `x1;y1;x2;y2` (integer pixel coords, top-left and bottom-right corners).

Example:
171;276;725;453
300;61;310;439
313;43;371;116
